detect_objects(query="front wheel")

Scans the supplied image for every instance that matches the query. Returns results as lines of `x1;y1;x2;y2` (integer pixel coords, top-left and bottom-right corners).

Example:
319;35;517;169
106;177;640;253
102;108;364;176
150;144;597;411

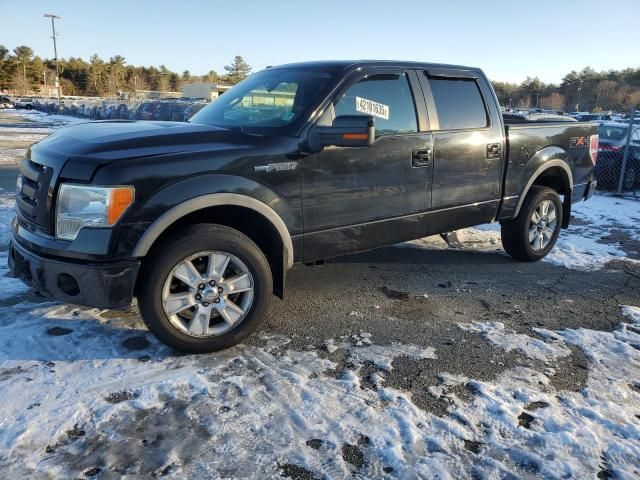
138;224;272;353
501;186;563;262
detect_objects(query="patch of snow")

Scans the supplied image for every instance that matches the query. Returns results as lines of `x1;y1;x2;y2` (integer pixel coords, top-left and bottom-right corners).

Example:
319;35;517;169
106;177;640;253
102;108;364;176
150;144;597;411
0;253;30;299
13;109;87;127
349;343;437;370
459;321;571;362
324;338;340;353
0;193;16;246
621;305;640;323
0;147;28;164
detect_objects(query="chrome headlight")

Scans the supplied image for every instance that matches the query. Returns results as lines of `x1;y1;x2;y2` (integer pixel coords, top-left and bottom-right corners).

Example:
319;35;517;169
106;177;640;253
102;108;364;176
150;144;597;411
56;184;134;241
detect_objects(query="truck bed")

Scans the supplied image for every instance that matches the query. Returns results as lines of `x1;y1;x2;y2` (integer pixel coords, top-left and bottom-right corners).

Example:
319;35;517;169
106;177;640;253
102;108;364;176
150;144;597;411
500;121;598;220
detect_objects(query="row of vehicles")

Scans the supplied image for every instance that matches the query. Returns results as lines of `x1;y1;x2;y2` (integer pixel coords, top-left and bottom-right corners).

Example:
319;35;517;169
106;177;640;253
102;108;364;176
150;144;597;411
504;107;636;124
4;96;208;122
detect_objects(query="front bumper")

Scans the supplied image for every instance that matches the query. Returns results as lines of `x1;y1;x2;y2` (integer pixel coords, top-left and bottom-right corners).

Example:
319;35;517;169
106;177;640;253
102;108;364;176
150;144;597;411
8;238;140;310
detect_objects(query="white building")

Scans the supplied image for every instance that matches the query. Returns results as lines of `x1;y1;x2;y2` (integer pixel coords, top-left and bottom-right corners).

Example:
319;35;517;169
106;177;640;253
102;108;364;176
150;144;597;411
182;82;231;101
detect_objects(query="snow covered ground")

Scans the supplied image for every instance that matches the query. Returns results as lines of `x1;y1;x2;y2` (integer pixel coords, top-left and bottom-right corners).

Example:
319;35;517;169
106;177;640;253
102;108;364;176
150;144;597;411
0;109;84;165
0;110;639;478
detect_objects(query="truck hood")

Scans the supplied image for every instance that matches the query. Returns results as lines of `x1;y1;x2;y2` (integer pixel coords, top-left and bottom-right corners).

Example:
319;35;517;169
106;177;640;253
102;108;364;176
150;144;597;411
30;120;272;178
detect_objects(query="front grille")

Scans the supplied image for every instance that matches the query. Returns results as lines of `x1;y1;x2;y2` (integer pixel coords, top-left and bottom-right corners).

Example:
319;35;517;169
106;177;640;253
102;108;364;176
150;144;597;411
17;158;55;231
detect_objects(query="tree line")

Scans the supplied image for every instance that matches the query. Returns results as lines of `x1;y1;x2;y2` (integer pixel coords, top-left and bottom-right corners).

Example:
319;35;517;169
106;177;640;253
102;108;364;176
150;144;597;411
0;45;252;97
494;67;640;113
1;44;639;112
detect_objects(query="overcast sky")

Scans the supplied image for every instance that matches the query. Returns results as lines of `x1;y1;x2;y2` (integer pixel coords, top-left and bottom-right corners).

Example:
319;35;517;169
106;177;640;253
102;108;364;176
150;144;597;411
2;0;639;84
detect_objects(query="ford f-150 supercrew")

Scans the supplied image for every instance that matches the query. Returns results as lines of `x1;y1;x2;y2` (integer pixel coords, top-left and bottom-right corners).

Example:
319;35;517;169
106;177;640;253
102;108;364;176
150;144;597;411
9;61;599;353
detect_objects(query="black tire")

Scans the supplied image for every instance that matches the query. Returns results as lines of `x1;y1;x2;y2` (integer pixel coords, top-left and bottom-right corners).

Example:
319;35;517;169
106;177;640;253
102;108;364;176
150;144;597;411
138;224;272;353
501;186;563;262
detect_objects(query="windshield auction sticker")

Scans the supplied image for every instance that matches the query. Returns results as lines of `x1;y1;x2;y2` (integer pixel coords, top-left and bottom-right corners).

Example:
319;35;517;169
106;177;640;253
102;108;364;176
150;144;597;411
355;96;390;120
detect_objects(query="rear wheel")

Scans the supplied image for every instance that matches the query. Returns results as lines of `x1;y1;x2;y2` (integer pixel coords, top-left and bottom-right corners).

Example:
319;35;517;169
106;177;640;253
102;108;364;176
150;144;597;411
138;224;272;353
501;186;563;262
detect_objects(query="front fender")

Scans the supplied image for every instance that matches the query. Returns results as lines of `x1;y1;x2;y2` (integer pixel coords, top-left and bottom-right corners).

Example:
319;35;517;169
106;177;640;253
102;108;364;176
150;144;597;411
131;174;296;267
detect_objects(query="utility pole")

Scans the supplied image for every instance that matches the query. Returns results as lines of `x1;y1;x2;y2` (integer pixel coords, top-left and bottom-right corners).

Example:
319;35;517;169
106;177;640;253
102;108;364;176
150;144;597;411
44;14;62;113
576;79;583;112
617;106;636;194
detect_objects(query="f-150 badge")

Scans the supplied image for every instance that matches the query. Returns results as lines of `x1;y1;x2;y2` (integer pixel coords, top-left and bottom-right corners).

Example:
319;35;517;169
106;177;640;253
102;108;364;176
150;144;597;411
254;162;298;173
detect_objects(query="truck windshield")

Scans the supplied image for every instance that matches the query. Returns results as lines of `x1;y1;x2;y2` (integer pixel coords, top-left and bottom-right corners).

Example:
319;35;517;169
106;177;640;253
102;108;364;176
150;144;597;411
190;68;337;134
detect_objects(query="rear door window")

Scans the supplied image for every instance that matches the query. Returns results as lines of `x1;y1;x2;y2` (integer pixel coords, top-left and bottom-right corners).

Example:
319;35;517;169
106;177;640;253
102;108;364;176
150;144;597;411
427;76;488;130
334;73;418;136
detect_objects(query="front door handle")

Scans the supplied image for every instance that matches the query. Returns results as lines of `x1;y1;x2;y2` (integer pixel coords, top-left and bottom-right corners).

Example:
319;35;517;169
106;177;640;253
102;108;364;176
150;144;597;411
487;143;502;159
412;149;432;167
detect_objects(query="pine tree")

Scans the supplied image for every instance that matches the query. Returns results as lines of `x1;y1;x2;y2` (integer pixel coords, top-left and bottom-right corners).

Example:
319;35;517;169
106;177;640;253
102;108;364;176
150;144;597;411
223;56;251;85
0;45;11;90
88;54;105;96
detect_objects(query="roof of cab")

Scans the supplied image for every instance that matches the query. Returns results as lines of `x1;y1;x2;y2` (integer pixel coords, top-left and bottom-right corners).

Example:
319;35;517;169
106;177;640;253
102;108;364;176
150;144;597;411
268;60;478;73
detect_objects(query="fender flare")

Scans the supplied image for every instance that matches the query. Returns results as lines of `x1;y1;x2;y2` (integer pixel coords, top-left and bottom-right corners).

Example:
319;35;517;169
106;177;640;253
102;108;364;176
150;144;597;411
513;159;573;218
132;193;294;269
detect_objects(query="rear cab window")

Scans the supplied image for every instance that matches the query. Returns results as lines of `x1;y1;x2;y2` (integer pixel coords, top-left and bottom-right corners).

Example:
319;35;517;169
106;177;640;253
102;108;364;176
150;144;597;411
334;73;418;136
427;77;488;130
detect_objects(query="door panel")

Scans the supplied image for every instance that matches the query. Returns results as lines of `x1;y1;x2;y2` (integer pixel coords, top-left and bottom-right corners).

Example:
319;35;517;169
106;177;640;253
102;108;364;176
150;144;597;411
422;73;504;227
431;129;503;209
301;69;433;261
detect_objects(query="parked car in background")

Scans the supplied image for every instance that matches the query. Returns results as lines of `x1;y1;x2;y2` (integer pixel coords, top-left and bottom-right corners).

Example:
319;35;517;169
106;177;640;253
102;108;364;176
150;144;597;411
183;103;207;121
502;111;577;123
595;122;640;190
135;101;160;120
116;104;129;119
575;113;611;123
0;96;13;109
106;105;119;120
14;98;34;110
154;102;188;122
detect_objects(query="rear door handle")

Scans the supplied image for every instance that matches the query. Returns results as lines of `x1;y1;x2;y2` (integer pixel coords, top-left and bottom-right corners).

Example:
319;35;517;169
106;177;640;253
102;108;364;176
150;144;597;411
412;149;432;167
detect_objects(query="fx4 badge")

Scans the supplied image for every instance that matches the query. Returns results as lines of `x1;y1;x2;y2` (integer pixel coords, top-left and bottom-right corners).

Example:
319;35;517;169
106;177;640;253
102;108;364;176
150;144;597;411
569;136;587;148
254;162;298;173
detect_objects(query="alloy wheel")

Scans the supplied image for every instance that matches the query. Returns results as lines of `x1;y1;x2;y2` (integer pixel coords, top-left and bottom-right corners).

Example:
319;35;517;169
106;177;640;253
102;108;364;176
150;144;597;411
161;251;254;337
528;200;558;251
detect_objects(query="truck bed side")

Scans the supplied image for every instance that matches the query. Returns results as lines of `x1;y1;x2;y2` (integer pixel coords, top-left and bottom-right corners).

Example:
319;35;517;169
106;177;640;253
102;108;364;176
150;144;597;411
498;122;598;221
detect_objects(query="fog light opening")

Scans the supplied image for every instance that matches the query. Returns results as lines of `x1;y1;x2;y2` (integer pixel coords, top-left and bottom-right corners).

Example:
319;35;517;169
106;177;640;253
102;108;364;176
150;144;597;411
57;273;80;296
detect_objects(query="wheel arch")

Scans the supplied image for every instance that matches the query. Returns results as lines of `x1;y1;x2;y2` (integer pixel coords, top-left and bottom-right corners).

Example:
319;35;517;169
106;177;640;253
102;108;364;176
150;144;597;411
513;158;573;228
133;194;293;298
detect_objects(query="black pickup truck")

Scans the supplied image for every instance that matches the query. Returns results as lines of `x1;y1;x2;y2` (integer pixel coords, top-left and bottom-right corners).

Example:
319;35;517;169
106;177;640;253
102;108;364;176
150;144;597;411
9;61;599;353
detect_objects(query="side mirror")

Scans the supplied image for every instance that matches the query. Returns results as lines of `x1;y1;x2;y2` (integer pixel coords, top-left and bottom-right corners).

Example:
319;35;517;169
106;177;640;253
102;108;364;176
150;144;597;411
308;115;375;151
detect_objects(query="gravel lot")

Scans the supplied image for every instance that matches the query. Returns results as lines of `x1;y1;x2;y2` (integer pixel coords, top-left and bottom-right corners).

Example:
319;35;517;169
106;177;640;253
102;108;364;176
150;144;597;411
0;110;639;479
